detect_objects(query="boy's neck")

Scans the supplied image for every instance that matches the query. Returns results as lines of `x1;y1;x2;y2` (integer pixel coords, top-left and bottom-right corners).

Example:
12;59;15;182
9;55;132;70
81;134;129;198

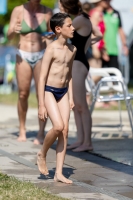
57;35;67;47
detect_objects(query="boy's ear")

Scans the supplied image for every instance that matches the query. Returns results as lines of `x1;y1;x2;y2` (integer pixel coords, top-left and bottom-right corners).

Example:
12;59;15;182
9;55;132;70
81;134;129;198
55;26;61;33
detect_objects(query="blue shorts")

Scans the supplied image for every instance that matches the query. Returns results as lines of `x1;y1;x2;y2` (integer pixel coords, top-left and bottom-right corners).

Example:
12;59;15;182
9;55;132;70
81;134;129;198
45;85;68;101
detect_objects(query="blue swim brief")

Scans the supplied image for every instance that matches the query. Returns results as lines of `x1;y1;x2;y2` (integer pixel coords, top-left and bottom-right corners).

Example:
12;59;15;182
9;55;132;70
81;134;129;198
45;85;68;101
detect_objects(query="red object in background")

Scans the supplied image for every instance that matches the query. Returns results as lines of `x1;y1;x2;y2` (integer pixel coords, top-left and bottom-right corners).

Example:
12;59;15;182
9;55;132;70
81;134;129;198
98;20;105;50
89;9;105;50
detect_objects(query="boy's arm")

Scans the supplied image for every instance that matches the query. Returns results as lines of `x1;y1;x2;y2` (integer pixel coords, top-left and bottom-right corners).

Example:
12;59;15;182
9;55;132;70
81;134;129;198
38;45;53;120
68;78;73;108
68;46;77;110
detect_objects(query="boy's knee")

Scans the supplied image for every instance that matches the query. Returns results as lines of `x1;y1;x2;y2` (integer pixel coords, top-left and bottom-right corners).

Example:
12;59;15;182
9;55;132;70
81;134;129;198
62;126;69;139
53;123;64;135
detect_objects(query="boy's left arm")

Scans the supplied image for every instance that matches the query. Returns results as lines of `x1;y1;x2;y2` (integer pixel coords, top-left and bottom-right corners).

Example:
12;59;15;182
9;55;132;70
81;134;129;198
68;78;74;110
68;46;77;110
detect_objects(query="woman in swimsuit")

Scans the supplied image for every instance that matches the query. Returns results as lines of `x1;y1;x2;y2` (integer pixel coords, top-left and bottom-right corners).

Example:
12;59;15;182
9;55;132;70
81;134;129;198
59;0;102;152
7;0;53;144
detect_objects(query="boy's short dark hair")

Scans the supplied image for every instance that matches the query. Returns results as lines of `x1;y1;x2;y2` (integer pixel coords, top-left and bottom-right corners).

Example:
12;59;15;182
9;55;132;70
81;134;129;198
50;13;70;33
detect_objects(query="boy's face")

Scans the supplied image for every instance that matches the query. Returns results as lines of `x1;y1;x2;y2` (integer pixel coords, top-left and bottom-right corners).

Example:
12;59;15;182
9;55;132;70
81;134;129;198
56;17;75;38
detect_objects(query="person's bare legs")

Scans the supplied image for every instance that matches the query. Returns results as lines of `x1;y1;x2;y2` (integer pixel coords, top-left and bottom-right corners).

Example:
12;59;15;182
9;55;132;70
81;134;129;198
33;60;47;145
89;57;102;84
67;61;93;151
37;92;72;183
16;55;32;141
54;93;72;184
37;92;64;175
67;106;84;149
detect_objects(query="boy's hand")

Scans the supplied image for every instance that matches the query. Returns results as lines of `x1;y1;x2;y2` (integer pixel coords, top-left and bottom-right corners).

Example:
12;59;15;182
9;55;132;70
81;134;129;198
69;99;75;110
38;105;48;121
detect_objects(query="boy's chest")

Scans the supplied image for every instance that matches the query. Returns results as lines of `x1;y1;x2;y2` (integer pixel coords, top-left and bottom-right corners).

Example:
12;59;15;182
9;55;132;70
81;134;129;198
54;49;73;64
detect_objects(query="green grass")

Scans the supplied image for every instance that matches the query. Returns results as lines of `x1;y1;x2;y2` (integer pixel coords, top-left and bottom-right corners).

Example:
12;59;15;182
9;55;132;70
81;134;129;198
0;173;67;200
1;87;133;110
0;92;38;108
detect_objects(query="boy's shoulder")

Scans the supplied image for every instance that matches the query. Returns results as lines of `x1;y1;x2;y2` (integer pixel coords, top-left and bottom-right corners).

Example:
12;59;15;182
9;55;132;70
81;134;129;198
46;41;77;55
67;43;77;53
46;40;58;50
45;42;55;54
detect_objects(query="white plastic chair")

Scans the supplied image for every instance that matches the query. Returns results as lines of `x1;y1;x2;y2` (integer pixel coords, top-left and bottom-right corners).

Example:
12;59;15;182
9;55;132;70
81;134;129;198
85;67;133;136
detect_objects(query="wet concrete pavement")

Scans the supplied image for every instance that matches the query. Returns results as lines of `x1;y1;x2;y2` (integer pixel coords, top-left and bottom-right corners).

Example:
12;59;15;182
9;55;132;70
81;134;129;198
0;104;133;200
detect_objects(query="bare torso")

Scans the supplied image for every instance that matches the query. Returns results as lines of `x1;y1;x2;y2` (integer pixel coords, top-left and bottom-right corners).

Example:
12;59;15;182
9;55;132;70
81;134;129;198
9;4;52;52
45;41;76;88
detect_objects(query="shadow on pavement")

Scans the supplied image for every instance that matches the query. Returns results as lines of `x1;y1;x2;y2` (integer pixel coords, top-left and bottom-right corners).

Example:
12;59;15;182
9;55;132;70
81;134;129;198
38;167;75;180
12;131;45;140
11;131;133;176
51;141;133;176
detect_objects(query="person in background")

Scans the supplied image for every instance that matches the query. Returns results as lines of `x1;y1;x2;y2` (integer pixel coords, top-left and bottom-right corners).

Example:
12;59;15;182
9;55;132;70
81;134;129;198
103;0;128;69
59;0;102;152
82;2;91;14
89;0;109;84
7;0;53;144
102;0;128;107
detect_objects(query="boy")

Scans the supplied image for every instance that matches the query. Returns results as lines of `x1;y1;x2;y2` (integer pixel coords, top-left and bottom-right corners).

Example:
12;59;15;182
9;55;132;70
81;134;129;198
37;13;76;184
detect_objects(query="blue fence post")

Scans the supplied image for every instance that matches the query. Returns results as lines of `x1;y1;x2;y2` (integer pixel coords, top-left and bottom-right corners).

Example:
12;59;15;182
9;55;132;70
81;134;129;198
0;0;7;15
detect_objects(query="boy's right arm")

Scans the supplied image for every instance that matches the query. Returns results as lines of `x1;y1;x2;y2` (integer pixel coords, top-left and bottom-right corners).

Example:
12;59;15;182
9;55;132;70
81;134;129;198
38;45;54;121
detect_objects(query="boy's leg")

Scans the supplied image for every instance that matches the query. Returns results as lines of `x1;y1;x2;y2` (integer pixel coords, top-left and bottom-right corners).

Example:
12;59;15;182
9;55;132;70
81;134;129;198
54;93;72;184
37;92;64;175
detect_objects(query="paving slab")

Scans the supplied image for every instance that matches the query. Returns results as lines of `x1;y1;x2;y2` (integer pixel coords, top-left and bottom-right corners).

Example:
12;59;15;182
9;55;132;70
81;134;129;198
0;104;133;200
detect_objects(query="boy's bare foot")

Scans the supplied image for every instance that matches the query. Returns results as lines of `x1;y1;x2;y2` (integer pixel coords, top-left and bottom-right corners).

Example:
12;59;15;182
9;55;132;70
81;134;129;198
72;144;93;152
17;129;26;142
37;151;49;175
33;136;44;145
54;173;73;184
67;142;82;150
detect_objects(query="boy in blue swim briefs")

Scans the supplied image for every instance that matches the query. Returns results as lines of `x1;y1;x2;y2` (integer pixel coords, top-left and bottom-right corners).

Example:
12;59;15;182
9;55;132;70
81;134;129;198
37;13;76;184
